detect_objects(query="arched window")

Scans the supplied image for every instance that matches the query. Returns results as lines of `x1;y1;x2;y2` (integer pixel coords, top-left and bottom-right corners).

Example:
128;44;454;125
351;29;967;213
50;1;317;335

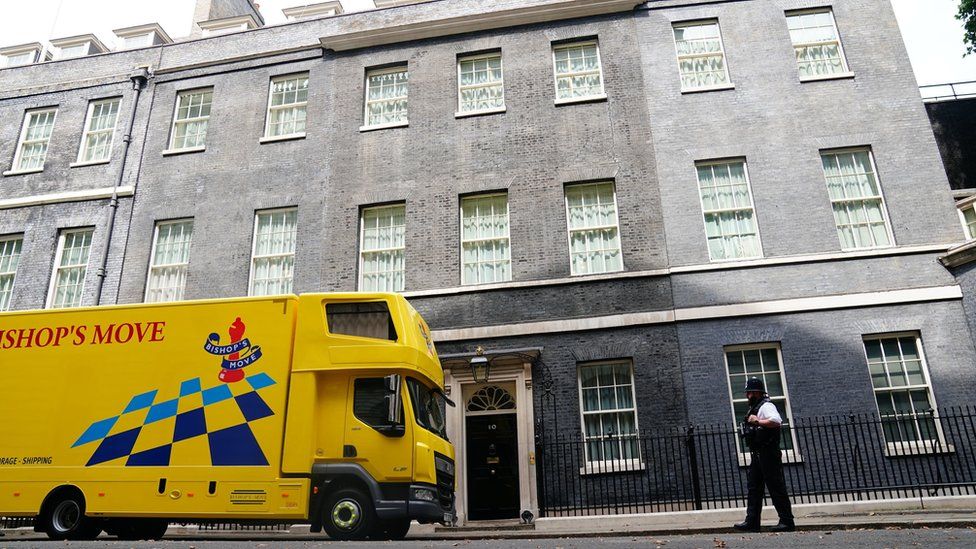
466;385;516;412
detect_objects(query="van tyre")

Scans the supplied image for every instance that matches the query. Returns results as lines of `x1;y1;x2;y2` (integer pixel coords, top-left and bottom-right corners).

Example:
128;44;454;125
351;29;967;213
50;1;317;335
42;493;101;540
373;518;411;540
322;487;375;541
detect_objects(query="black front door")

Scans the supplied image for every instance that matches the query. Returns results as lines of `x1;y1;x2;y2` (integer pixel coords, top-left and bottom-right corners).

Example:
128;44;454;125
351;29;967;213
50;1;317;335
466;413;520;520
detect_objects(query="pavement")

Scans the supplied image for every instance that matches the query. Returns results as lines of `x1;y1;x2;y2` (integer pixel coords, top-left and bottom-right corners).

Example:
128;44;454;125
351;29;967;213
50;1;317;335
2;507;976;543
2;529;976;548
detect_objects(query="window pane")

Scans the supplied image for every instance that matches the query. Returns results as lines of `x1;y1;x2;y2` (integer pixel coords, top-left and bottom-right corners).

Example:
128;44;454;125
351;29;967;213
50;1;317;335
0;237;23;312
565;182;622;275
50;230;93;309
787;9;849;77
673;22;729;90
147;221;193;303
266;74;309;137
251;210;298;296
360;205;406;291
15;109;57;171
863;334;938;446
353;378;397;428
461;195;511;285
365;68;408;126
578;362;638;464
458;55;505;113
553;43;604;100
697;161;761;260
171;90;212;149
725;345;794;455
821;150;891;250
80;99;120;162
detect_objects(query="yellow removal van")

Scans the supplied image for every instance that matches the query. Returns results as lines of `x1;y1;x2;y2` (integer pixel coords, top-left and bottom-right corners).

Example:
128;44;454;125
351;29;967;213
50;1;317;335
0;293;455;541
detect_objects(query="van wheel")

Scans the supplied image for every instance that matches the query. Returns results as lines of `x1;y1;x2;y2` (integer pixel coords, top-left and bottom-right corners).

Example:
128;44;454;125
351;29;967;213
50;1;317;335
373;518;411;540
42;493;101;540
322;487;375;541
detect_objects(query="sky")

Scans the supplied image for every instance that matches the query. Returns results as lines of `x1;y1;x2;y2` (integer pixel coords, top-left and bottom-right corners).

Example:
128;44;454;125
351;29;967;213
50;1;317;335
0;0;974;88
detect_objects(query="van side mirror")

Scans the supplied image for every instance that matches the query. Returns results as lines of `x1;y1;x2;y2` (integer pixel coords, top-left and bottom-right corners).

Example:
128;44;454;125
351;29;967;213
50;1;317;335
381;374;404;438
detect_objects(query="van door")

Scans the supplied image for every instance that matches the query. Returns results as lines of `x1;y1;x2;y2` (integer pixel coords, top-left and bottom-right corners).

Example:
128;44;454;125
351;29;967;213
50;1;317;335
344;376;413;484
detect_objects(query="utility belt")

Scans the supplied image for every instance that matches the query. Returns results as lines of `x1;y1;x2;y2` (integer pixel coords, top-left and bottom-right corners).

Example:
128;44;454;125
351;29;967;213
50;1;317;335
740;397;781;452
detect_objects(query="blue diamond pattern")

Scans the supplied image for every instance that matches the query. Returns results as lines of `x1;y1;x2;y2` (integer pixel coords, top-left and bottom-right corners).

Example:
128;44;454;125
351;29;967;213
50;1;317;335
235;392;274;422
174;408;208;442
77;372;277;468
88;427;141;466
123;390;158;413
127;444;172;467
144;399;179;424
246;372;276;391
201;384;233;406
180;378;202;396
73;416;119;447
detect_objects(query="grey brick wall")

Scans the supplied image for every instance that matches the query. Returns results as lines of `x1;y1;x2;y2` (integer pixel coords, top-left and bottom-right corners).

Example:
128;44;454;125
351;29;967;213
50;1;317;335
0;0;972;445
635;0;960;271
677;300;976;426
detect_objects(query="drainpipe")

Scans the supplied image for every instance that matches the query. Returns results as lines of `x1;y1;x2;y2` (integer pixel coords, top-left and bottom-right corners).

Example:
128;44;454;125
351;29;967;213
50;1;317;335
94;67;151;306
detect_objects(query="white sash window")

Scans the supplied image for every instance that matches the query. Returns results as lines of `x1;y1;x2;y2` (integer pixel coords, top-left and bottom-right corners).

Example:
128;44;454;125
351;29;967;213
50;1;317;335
360;205;406;292
673;21;731;91
12;108;57;172
265;74;309;138
461;194;511;285
78;98;121;163
250;209;298;296
145;220;193;303
48;229;93;309
0;236;23;312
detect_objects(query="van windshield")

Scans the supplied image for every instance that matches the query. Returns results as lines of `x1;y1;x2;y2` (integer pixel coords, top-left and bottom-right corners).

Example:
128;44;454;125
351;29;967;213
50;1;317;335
406;378;449;441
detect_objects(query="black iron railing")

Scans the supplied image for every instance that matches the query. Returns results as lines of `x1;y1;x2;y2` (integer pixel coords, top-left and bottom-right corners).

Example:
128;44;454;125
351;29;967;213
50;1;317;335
921;81;976;102
537;407;976;517
0;516;34;529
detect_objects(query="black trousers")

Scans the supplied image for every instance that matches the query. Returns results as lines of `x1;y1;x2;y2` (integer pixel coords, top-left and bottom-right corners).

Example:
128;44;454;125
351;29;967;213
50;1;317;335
744;447;794;525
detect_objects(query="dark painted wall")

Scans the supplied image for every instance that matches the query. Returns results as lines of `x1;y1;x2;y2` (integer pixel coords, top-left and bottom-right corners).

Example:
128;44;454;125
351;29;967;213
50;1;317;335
927;98;976;191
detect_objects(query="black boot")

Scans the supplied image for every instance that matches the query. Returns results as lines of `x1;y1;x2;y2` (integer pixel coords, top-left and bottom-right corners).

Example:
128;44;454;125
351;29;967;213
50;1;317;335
769;521;795;532
733;521;761;532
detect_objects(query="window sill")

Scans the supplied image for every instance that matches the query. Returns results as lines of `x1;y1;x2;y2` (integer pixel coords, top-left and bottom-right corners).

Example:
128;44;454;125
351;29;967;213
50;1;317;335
738;450;804;467
681;83;736;95
259;132;306;144
359;121;409;133
841;244;896;253
708;254;765;264
884;442;955;457
2;167;44;177
800;72;856;83
162;146;206;157
579;460;644;476
570;267;625;278
554;93;608;106
455;107;506;119
69;159;110;168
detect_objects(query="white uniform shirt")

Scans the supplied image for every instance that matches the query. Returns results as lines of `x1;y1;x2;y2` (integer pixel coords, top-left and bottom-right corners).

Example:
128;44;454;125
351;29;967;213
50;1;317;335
756;401;783;425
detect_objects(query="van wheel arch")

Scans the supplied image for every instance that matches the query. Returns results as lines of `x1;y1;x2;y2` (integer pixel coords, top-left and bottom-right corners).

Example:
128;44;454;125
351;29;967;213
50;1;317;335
37;485;102;540
309;474;373;533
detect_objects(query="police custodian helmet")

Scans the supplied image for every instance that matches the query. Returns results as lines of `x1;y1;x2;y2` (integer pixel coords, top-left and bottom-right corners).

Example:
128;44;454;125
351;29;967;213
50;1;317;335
744;376;766;393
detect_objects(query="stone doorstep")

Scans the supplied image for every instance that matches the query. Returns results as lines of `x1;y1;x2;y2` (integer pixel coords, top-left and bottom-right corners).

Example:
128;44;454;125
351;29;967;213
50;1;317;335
435;520;535;532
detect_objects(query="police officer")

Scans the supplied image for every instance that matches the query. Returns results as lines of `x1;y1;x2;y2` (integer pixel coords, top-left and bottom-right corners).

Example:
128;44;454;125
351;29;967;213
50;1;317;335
733;376;795;533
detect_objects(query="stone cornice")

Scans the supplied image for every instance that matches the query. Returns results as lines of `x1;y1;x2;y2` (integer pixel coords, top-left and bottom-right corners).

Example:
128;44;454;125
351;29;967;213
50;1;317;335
940;240;976;269
320;0;643;52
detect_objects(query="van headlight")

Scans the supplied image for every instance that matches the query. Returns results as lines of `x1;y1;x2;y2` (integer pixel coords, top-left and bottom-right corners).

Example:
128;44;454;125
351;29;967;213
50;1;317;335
411;487;437;501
